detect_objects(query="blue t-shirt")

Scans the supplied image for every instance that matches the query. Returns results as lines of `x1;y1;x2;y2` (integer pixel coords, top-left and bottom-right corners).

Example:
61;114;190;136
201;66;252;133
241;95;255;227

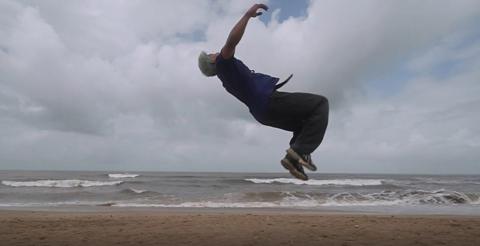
215;55;279;117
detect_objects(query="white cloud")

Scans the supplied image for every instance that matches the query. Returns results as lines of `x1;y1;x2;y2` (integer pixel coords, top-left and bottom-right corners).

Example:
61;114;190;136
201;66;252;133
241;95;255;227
0;0;479;173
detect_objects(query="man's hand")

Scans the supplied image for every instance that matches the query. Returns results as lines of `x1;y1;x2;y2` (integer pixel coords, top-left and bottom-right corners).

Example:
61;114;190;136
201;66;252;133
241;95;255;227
221;4;268;59
245;4;268;18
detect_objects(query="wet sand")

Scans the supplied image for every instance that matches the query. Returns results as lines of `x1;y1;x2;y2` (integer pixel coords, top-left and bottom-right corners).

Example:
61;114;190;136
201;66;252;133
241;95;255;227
1;210;480;246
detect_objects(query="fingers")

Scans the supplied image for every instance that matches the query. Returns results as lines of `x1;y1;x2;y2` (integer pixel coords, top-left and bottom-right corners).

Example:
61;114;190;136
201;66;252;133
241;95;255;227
257;4;268;11
252;3;267;17
248;3;268;18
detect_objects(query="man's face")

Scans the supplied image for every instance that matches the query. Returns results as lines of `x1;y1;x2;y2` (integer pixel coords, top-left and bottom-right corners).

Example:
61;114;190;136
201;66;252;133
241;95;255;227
209;53;219;63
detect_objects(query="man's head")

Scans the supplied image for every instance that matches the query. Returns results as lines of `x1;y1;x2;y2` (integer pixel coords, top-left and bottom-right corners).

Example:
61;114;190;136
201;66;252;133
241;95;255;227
198;51;219;77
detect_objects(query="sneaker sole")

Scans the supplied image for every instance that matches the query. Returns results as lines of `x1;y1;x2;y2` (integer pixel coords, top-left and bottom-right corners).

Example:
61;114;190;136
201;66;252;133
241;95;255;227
281;158;308;181
286;149;317;171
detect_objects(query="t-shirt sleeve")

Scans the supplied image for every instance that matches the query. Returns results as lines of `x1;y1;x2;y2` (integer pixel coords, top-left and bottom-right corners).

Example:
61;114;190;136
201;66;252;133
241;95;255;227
215;54;235;75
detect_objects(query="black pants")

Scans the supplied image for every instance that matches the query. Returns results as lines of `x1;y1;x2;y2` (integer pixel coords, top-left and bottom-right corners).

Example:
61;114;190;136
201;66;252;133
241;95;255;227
257;91;329;155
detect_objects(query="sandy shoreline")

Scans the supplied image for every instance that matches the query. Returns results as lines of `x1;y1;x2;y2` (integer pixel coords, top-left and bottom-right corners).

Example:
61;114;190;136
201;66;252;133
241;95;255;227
1;209;480;246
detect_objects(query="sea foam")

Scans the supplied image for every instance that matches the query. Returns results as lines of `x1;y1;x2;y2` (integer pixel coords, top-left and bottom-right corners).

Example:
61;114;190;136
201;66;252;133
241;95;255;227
108;173;139;178
1;179;123;188
323;189;477;206
245;178;384;186
123;188;147;194
112;201;280;208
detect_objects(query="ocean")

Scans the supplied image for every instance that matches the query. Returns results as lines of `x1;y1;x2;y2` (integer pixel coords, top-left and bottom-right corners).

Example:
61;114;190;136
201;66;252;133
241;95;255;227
1;170;479;214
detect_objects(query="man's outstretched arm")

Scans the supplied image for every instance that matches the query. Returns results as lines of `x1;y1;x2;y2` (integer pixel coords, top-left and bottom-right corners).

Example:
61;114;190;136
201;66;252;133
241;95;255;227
221;4;268;59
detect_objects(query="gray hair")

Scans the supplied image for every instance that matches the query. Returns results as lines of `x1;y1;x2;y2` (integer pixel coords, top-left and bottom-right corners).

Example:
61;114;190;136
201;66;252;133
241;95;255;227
198;51;217;77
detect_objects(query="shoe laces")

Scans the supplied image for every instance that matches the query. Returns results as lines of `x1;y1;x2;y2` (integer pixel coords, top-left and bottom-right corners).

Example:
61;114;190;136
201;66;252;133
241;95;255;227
302;154;311;163
294;161;305;172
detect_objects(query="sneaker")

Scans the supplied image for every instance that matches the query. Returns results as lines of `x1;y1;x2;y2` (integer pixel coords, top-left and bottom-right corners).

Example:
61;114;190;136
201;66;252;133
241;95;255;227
286;148;317;171
281;154;308;181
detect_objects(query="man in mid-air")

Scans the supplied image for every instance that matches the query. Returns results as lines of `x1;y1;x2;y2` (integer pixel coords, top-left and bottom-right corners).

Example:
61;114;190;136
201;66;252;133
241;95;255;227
198;4;329;181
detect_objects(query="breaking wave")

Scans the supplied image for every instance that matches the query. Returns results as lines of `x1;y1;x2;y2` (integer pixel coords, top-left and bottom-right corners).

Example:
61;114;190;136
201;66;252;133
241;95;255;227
1;179;123;188
108;189;480;208
110;192;479;208
324;189;478;206
245;178;385;186
108;173;139;178
0;190;477;209
120;188;149;194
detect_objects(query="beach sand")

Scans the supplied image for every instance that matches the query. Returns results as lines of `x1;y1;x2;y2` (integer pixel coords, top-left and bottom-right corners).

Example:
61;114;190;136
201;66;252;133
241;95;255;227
1;210;480;246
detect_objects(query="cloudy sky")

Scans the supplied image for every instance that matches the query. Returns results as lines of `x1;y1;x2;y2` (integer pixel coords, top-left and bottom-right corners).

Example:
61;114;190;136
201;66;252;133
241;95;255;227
1;0;479;174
